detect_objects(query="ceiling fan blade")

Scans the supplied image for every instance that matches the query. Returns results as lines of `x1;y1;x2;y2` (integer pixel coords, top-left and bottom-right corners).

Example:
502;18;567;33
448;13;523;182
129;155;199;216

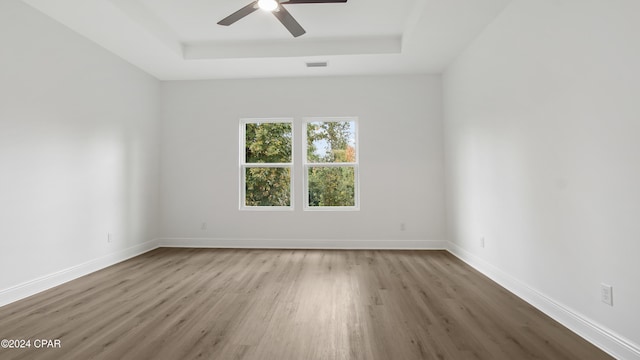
217;1;259;26
283;0;347;3
273;5;306;37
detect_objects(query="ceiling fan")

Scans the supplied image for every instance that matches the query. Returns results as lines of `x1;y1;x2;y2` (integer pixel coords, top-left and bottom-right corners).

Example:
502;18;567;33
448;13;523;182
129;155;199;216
217;0;348;38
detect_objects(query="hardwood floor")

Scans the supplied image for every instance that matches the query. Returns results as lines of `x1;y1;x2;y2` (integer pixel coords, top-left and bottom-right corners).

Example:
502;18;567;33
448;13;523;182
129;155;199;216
0;248;613;360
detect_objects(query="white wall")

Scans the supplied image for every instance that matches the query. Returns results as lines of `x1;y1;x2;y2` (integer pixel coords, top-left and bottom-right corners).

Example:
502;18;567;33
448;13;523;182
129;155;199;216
0;1;160;293
160;75;445;245
443;0;640;355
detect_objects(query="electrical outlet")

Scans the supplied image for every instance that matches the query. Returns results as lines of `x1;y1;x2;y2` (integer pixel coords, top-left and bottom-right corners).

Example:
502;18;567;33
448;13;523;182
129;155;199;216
107;233;113;243
400;223;406;231
201;222;207;231
480;237;485;248
601;284;613;306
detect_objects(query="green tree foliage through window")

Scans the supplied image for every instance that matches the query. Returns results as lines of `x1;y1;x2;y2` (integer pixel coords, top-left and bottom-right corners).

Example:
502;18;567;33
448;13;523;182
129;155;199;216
245;122;292;163
243;121;292;207
241;119;358;209
307;167;355;207
245;167;291;206
306;120;357;208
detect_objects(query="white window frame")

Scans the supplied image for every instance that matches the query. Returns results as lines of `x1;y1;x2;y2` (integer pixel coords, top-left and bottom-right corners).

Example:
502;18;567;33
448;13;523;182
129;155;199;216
240;118;294;211
302;117;360;211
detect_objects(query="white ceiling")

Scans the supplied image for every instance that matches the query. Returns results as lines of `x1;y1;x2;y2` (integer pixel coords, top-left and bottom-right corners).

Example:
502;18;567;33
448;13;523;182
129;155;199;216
21;0;512;80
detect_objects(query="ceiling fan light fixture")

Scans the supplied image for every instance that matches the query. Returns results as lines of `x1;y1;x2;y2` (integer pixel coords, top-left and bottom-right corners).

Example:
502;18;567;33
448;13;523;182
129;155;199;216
218;0;347;37
258;0;279;12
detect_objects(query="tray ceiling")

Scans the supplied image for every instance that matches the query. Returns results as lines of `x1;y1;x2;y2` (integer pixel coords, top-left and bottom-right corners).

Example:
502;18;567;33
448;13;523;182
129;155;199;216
21;0;512;80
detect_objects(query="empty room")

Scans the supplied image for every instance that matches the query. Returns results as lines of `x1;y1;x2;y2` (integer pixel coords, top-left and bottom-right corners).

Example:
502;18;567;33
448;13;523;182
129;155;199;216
1;0;638;359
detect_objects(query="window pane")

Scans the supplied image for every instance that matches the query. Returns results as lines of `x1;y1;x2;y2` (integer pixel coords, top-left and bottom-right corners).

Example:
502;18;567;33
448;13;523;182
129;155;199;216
308;166;355;207
306;121;356;163
245;122;292;163
245;167;291;206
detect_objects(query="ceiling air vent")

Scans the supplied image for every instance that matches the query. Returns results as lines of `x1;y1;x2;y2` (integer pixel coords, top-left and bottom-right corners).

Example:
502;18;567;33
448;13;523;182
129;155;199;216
306;61;328;68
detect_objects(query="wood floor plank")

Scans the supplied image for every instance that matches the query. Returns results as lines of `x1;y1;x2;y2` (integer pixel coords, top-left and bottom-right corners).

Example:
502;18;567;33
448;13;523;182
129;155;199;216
0;249;614;360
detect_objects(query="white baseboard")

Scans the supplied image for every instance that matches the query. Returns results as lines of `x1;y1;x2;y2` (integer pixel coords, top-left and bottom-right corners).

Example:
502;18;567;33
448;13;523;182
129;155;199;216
158;237;447;250
446;241;640;360
0;239;159;308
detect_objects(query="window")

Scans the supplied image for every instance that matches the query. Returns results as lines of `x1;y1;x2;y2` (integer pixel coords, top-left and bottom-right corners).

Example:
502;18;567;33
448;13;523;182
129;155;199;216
240;119;293;210
303;117;359;210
